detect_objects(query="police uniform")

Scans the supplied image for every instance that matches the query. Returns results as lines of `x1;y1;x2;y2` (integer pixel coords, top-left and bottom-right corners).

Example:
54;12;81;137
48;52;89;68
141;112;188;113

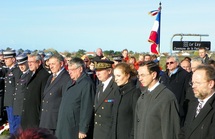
3;50;21;134
13;53;30;116
12;53;30;133
93;60;119;139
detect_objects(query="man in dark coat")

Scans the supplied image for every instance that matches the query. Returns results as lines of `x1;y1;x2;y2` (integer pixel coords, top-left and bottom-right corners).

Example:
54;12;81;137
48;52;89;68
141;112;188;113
198;46;210;64
0;50;7;121
92;48;104;61
93;59;119;139
56;57;95;139
160;55;191;125
13;53;31;132
179;65;215;139
135;61;180;139
39;54;70;133
21;53;50;129
3;50;21;134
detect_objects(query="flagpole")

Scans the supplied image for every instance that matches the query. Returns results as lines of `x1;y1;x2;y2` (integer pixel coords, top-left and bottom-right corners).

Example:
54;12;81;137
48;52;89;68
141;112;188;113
158;2;162;55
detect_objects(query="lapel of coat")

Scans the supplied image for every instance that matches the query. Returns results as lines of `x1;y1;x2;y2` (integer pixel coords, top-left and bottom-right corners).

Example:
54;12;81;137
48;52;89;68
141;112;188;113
27;65;43;85
95;78;115;111
187;93;215;138
43;69;67;96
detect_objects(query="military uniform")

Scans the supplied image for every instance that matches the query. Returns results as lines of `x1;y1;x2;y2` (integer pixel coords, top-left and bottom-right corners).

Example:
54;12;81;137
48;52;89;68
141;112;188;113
93;78;119;139
93;59;119;139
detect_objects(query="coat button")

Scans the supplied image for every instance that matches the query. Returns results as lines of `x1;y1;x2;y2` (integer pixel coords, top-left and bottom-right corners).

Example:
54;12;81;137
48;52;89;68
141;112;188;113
50;93;52;95
102;107;104;109
42;109;44;111
95;114;97;116
137;119;140;122
99;115;101;117
95;122;97;124
14;98;16;100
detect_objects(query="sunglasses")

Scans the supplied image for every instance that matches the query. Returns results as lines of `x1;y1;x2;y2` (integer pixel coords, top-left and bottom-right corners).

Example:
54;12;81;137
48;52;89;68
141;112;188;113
166;61;175;65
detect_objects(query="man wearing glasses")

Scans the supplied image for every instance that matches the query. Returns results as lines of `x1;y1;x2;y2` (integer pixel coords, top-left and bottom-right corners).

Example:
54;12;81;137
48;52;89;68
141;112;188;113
179;65;215;139
160;55;191;126
21;53;50;129
56;57;95;139
135;61;180;139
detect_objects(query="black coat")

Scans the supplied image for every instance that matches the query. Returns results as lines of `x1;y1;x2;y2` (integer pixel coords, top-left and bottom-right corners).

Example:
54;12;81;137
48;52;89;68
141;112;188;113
134;84;180;139
93;77;119;139
13;70;31;115
56;73;95;139
179;93;215;139
4;66;21;107
39;69;70;130
160;67;191;121
112;81;141;139
21;65;50;129
0;67;7;117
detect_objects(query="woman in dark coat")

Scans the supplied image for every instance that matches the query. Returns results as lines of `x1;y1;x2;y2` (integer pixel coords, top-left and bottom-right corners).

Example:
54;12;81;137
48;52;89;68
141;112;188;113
112;63;141;139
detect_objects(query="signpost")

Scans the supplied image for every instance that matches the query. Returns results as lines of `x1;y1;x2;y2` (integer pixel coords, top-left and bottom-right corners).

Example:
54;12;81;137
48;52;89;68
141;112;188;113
170;34;210;54
173;41;211;51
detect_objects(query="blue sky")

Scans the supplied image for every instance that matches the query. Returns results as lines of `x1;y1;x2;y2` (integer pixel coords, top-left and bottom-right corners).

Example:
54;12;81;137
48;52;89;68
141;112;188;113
0;0;214;53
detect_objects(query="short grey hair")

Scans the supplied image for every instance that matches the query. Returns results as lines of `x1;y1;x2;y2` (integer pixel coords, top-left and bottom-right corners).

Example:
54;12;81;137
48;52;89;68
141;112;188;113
68;57;85;70
166;55;179;63
28;53;42;61
50;54;64;63
191;57;203;64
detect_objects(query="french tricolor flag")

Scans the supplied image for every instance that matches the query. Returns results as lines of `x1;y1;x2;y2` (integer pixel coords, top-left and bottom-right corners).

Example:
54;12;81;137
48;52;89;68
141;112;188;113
148;5;161;54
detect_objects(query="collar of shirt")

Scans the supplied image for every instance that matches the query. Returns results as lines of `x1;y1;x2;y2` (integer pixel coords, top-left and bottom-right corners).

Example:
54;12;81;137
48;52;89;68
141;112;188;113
102;76;113;92
23;69;30;75
54;67;64;77
8;64;16;70
169;67;179;77
148;81;160;92
198;92;215;108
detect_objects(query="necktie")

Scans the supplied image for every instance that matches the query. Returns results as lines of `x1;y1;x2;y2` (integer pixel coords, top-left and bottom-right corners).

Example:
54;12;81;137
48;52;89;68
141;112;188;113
51;74;57;83
195;100;203;117
98;83;104;100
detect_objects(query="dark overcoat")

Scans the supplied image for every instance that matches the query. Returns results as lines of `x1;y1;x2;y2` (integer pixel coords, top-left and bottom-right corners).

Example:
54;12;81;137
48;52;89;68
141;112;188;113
179;93;215;139
0;67;7;117
112;81;141;139
93;77;119;139
4;66;21;107
13;70;31;115
39;69;70;130
134;83;180;139
56;73;95;139
21;65;50;129
160;67;191;121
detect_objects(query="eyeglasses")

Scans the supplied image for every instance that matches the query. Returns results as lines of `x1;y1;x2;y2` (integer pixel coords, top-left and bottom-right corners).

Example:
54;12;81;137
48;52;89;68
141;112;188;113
189;81;208;86
137;73;151;78
166;61;175;65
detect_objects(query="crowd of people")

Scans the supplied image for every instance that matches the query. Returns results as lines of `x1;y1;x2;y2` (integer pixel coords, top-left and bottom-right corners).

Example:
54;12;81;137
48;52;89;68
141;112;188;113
0;46;214;139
